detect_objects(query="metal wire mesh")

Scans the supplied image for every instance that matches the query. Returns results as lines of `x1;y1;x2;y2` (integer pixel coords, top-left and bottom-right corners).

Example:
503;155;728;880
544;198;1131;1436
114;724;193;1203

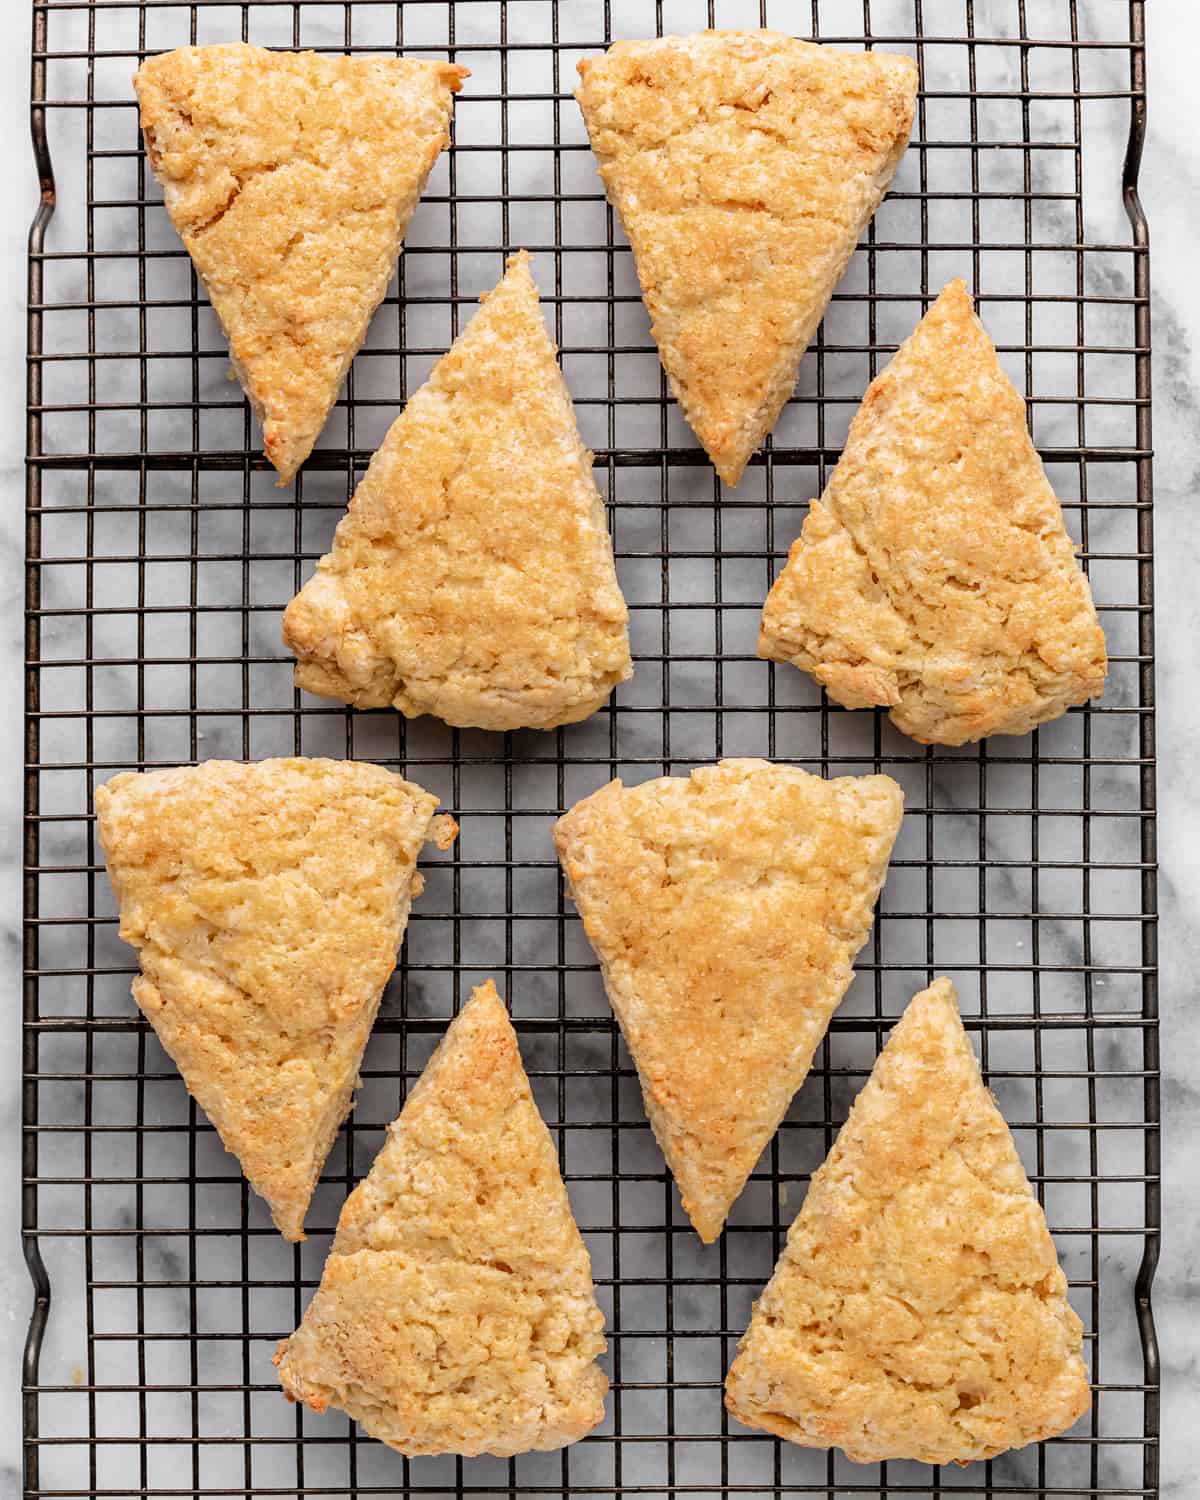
23;1;1158;1497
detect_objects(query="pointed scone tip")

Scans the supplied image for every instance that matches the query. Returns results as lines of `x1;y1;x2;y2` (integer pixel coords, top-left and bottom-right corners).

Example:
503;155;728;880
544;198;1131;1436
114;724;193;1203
281;251;631;731
575;30;917;485
554;758;903;1242
758;279;1107;744
134;43;468;484
724;977;1092;1466
94;757;450;1241
274;980;608;1458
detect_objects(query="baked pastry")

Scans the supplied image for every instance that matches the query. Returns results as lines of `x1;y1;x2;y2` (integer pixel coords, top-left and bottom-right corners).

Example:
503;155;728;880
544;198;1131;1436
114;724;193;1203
759;280;1108;743
553;759;903;1242
134;43;466;484
725;978;1091;1465
283;251;632;730
94;758;454;1241
575;31;917;485
274;980;608;1457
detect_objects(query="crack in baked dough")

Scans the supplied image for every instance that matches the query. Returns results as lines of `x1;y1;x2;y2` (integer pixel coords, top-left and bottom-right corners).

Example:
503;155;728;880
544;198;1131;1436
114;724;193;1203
184;159;279;237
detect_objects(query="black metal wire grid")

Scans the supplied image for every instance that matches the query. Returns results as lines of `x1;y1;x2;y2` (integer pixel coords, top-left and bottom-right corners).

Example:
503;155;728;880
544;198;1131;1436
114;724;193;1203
22;1;1158;1498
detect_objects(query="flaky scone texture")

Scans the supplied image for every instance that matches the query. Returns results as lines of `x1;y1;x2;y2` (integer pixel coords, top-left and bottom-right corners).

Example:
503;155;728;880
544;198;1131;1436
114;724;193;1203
554;759;903;1242
759;280;1108;743
282;252;631;730
576;31;917;485
95;758;449;1241
725;978;1091;1465
134;43;466;483
274;981;608;1457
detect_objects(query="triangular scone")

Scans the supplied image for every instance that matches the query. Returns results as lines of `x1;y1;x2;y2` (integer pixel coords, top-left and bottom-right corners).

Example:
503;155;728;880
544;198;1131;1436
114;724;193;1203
94;758;453;1241
759;281;1108;743
725;978;1092;1465
274;981;608;1457
134;43;466;484
282;252;632;730
553;759;903;1242
575;32;917;485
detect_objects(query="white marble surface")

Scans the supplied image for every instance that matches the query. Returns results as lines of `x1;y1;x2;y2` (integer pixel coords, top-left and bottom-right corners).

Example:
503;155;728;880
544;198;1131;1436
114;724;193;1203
0;3;1195;1497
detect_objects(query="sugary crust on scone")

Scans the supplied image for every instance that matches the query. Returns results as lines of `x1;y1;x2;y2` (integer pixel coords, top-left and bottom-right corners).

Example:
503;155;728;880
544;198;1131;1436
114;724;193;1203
134;43;466;483
94;758;445;1241
759;280;1108;743
282;251;632;730
725;978;1092;1465
575;31;917;485
553;759;903;1242
274;981;608;1457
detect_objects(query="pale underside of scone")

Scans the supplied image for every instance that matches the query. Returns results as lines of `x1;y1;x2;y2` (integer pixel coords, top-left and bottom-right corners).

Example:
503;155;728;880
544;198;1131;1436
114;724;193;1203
553;758;904;1242
575;30;918;486
94;758;452;1241
725;977;1092;1466
134;43;466;484
282;251;632;731
758;279;1108;744
274;981;608;1458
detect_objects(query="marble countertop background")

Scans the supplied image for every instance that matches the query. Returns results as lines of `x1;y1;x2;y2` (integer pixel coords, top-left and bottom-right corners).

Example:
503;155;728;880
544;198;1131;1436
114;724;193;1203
0;3;1195;1496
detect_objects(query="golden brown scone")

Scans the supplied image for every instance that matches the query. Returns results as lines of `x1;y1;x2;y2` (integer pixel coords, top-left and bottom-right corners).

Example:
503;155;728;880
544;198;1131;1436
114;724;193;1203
282;252;632;730
274;981;608;1457
134;43;466;484
575;31;917;486
725;978;1091;1465
553;759;903;1242
759;281;1108;743
94;758;452;1241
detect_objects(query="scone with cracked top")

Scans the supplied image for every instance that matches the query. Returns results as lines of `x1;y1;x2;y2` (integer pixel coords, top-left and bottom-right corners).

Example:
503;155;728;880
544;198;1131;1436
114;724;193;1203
575;30;918;485
134;43;466;484
553;758;903;1242
758;280;1108;743
274;981;608;1457
282;251;632;731
725;977;1092;1465
94;757;454;1242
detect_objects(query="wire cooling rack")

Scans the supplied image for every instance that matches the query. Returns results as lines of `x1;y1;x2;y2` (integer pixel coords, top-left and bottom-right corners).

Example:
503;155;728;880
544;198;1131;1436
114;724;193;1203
23;2;1158;1497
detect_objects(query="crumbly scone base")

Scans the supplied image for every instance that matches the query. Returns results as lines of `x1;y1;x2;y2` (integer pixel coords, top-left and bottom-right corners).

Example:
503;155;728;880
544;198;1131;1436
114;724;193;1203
134;43;464;483
575;31;917;485
554;759;903;1242
275;982;608;1457
282;252;631;730
725;978;1092;1465
94;758;443;1241
759;280;1108;743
